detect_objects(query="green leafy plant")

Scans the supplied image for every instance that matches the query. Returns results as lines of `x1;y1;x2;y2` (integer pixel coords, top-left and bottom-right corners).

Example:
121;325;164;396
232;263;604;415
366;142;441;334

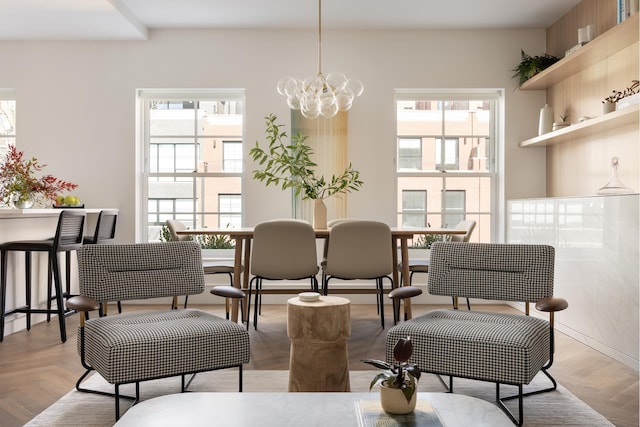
0;145;77;207
249;114;363;200
412;233;448;249
159;225;172;242
362;337;421;403
196;233;235;249
512;49;559;88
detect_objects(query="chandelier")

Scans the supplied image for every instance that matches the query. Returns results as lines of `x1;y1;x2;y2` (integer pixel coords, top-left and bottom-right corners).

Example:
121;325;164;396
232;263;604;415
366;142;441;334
276;0;363;119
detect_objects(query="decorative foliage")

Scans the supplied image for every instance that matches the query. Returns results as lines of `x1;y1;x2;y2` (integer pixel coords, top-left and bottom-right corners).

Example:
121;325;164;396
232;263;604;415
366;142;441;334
249;114;363;200
603;80;639;103
195;233;235;249
0;145;77;207
512;49;559;88
362;337;421;403
412;233;448;249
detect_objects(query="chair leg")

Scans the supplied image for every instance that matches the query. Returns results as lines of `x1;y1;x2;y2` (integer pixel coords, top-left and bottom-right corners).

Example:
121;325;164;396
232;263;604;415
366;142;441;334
378;278;385;329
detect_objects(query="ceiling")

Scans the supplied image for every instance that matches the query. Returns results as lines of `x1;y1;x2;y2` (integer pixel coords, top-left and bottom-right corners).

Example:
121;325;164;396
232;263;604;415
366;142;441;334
0;0;582;40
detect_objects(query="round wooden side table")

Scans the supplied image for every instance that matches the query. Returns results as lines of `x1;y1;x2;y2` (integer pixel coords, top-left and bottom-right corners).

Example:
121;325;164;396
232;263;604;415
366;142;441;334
287;295;351;392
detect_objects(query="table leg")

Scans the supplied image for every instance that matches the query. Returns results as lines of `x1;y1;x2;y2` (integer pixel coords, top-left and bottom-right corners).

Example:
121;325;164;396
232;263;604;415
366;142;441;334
242;238;251;321
400;237;412;319
391;237;399;291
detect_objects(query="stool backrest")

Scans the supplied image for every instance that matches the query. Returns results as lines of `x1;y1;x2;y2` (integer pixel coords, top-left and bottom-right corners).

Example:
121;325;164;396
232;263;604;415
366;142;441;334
428;242;554;302
54;210;86;252
77;241;205;303
91;209;118;243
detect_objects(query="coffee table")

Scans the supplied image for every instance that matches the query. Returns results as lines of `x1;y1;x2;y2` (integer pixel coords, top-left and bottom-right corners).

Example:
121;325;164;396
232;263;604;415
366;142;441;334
114;391;513;426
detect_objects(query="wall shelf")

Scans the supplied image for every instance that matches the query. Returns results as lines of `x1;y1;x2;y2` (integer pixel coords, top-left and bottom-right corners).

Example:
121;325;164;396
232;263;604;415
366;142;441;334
520;13;639;91
519;104;639;147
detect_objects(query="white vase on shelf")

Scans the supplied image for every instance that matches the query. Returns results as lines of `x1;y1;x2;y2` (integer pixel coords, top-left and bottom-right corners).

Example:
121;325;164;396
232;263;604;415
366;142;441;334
538;104;553;135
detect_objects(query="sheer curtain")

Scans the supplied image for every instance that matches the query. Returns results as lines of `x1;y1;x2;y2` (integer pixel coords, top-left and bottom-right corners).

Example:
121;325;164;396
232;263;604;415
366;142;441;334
291;111;349;224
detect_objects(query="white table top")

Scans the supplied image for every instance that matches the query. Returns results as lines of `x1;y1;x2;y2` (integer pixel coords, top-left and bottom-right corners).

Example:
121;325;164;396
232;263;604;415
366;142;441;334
114;391;512;427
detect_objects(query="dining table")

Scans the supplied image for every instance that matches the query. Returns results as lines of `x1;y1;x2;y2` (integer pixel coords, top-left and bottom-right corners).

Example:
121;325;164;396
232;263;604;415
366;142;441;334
176;225;465;322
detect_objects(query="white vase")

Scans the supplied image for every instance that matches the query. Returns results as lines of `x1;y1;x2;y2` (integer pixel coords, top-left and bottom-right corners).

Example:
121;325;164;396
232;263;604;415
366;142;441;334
538;104;553;135
379;383;417;415
313;199;327;229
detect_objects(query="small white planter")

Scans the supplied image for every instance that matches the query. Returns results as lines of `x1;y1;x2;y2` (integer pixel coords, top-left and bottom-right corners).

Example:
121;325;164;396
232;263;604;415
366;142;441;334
379;383;417;415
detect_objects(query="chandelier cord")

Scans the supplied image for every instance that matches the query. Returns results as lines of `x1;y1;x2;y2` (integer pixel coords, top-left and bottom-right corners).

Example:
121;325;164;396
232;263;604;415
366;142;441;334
317;0;322;76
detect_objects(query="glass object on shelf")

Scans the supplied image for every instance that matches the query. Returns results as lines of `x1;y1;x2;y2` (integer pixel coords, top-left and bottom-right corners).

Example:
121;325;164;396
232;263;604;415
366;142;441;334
596;157;634;195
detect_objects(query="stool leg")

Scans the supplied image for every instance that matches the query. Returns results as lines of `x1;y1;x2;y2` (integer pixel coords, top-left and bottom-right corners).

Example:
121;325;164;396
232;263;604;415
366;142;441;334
0;250;7;341
50;251;67;343
47;256;53;323
25;252;32;331
65;251;71;298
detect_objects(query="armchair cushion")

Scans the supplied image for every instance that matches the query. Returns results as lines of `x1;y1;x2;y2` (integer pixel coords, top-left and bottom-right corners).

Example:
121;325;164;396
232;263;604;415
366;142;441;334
387;309;550;385
83;308;250;384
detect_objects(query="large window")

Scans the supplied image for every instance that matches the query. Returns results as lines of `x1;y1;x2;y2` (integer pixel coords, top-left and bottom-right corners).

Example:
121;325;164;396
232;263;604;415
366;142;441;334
0;91;16;159
396;91;499;243
139;90;244;242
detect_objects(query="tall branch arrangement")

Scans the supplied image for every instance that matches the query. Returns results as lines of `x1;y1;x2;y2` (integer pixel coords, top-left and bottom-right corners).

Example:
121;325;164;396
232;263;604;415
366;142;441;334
249;114;363;200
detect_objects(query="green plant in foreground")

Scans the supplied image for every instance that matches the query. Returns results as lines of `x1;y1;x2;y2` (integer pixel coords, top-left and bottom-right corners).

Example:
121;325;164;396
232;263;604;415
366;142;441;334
362;337;421;403
249;114;363;200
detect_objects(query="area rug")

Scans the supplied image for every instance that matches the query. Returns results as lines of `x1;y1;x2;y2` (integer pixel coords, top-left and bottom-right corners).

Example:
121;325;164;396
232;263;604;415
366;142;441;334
26;370;612;427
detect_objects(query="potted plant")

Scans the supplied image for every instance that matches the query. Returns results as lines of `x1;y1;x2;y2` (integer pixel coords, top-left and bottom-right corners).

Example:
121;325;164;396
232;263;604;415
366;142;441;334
602;80;639;113
512;49;559;88
0;145;77;208
249;114;363;228
362;337;422;414
552;113;570;131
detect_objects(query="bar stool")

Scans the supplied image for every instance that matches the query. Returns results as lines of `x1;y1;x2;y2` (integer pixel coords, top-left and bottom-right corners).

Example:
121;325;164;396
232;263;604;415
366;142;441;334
82;210;118;312
0;210;85;342
83;209;118;245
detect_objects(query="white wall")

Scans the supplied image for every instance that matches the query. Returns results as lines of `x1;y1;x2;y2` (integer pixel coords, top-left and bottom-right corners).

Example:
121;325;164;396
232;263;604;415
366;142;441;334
0;28;548;241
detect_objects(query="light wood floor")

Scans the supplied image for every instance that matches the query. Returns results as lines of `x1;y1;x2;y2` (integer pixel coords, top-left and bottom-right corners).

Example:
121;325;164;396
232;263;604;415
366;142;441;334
0;303;637;427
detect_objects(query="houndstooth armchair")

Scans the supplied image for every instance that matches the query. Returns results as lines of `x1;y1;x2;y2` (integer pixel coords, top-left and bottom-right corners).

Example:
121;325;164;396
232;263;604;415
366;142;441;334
386;242;568;426
66;241;250;420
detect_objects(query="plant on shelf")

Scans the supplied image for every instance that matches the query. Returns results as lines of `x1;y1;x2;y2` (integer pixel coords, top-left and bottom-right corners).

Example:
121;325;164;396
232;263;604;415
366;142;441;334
512;49;559;88
249;114;363;201
362;337;422;409
602;80;639;104
0;145;77;208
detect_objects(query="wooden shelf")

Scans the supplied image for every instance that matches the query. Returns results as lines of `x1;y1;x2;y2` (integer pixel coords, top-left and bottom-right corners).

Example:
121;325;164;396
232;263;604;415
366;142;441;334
519;104;639;147
520;13;639;91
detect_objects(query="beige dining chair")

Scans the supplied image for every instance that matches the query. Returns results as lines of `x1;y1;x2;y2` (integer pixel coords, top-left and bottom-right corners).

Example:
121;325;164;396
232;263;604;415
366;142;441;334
400;219;476;309
166;220;243;321
323;220;393;328
249;219;319;330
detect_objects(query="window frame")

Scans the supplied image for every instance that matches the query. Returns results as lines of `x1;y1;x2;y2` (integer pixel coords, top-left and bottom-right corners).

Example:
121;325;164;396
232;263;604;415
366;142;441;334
136;89;245;242
395;89;501;243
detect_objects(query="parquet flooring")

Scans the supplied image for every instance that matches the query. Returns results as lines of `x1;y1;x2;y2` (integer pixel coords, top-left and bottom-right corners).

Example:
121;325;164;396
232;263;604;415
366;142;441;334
0;303;637;427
